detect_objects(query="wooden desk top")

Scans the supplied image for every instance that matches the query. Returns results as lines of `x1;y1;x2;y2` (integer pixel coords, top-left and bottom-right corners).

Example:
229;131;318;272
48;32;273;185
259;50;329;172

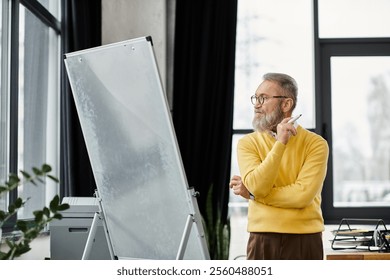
326;251;390;260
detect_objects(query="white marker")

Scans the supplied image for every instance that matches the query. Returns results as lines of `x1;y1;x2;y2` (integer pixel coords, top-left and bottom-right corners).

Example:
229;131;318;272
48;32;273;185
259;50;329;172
288;114;302;124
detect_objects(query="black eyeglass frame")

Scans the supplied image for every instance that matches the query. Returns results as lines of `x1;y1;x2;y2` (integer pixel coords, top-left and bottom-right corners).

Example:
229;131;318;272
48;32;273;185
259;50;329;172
250;95;288;105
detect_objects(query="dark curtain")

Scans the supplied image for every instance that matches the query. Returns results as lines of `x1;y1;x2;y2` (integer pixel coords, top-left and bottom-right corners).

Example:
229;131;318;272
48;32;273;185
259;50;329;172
60;0;101;197
173;0;237;223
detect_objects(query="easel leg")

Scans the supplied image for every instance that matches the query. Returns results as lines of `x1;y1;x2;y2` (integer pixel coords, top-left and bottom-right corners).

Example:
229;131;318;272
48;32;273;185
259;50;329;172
82;212;100;260
176;214;193;260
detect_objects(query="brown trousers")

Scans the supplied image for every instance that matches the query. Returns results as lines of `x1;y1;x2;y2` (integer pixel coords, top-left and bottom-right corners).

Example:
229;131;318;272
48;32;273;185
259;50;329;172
247;232;323;260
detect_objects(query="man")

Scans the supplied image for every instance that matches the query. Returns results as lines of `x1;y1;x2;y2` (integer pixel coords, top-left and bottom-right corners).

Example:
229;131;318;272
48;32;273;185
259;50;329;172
229;73;329;260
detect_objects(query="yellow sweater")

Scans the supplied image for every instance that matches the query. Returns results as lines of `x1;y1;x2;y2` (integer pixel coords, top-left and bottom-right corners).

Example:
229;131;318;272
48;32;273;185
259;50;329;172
237;126;329;234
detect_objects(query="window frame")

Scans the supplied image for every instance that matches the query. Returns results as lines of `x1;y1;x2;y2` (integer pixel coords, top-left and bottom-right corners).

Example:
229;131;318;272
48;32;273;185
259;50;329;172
313;0;390;223
230;0;390;225
317;38;390;224
1;0;61;232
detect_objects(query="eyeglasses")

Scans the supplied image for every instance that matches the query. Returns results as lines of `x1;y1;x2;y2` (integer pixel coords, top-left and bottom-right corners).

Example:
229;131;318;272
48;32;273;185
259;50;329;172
250;95;288;105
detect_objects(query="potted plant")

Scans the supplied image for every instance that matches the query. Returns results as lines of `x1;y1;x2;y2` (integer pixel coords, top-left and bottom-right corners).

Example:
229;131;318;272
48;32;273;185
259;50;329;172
202;184;231;260
0;164;69;260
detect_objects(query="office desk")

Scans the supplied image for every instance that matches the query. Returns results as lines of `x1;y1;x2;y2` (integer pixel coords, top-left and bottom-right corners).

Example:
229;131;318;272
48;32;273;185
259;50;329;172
326;251;390;260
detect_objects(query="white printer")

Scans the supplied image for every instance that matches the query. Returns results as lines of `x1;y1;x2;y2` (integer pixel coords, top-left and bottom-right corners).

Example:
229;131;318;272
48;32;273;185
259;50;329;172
50;197;111;260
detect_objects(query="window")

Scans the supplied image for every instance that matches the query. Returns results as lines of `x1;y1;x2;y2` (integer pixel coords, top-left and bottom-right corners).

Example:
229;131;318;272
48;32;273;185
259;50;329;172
234;0;315;131
232;0;315;185
230;0;390;245
17;2;60;219
317;0;390;222
0;0;61;224
230;0;315;258
330;56;390;207
318;0;390;38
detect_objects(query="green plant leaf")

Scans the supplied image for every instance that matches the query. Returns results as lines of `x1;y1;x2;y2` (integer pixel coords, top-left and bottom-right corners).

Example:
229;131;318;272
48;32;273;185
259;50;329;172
5;239;14;248
41;164;52;173
49;195;60;211
28;229;40;239
33;210;43;222
14;197;23;208
20;170;32;179
0;210;6;220
32;167;43;176
15;244;31;256
57;203;70;211
7;174;20;187
0;251;7;260
47;174;59;183
43;207;50;217
16;220;28;232
53;213;63;220
8;204;15;213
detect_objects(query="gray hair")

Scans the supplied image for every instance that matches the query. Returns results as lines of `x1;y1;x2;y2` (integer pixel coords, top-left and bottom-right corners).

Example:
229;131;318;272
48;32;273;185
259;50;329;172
263;72;298;111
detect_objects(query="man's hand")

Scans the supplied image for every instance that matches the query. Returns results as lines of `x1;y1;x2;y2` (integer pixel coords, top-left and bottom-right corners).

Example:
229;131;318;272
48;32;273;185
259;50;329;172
276;116;298;145
229;175;250;200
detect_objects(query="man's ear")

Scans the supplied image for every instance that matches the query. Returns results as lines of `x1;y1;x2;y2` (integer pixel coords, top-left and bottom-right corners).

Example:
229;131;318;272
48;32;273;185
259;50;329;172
282;98;293;113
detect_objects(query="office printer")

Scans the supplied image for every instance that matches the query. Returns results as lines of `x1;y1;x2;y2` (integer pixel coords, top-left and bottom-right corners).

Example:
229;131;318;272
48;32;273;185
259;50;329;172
50;197;110;260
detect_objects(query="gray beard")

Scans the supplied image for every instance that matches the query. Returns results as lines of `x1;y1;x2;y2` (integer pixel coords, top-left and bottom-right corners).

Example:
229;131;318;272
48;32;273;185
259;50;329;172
252;105;284;132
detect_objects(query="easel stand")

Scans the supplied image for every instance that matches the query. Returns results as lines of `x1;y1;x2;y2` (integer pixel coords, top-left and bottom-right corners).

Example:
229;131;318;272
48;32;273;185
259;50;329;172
65;37;210;260
82;190;115;260
176;188;210;260
82;188;210;260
